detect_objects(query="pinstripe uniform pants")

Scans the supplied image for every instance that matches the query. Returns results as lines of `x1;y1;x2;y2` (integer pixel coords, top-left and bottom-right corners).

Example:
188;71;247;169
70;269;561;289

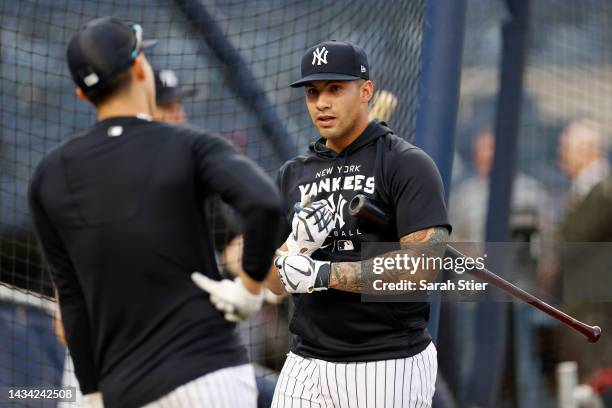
271;342;437;408
60;355;256;407
142;364;257;407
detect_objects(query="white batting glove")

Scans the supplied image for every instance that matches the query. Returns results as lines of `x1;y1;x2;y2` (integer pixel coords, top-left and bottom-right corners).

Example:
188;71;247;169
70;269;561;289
274;254;331;293
286;199;335;256
82;392;104;408
191;273;264;322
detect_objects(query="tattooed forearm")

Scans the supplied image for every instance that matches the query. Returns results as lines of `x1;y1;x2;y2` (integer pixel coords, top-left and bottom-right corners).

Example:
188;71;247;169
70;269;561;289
401;229;429;242
329;227;449;293
330;261;364;292
400;226;448;245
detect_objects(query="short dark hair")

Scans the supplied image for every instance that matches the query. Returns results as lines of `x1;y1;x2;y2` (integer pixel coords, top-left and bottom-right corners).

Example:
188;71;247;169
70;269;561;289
85;69;133;107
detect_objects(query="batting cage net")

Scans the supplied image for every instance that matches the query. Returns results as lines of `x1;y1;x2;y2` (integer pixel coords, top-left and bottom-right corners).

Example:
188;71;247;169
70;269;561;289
0;0;425;405
518;0;612;394
449;0;612;406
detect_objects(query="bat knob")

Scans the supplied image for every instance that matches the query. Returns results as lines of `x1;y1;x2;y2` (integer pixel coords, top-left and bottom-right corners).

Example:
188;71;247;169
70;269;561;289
349;195;365;216
589;326;602;343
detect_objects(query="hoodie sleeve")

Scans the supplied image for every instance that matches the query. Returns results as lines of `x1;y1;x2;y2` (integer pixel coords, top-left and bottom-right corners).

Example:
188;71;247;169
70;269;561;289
387;147;452;238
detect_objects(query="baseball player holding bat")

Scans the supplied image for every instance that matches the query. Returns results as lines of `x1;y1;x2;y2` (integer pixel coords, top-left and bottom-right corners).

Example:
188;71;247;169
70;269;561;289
29;17;283;407
267;41;452;408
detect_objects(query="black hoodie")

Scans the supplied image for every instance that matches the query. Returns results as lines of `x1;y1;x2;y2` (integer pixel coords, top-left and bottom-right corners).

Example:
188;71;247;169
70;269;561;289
277;120;451;361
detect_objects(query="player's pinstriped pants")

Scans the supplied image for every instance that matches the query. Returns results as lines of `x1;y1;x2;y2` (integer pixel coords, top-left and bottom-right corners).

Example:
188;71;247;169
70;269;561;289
271;342;437;408
141;364;257;408
59;359;257;407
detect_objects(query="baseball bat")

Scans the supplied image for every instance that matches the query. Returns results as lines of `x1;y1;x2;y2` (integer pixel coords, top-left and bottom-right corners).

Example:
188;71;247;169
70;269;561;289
349;194;602;343
369;90;398;122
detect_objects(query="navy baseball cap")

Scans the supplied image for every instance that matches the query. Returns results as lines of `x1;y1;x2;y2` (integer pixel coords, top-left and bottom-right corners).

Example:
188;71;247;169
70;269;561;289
154;69;197;105
290;40;369;87
66;17;157;95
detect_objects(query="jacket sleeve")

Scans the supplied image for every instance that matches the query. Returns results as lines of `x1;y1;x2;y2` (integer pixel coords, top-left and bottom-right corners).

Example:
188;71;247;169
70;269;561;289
192;133;284;281
28;168;99;394
560;178;612;242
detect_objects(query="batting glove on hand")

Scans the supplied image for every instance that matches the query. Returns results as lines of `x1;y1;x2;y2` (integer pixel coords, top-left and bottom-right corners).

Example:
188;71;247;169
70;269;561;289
191;273;264;322
286;199;335;256
82;392;104;408
274;254;331;293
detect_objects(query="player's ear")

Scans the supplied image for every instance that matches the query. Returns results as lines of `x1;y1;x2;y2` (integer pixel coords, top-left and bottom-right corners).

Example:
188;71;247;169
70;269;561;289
75;87;91;103
361;80;374;103
132;55;147;81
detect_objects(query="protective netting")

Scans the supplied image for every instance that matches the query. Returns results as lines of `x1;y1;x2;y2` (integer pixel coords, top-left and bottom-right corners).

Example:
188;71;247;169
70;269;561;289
448;0;612;406
520;0;612;401
456;0;612;220
0;0;425;405
522;0;612;215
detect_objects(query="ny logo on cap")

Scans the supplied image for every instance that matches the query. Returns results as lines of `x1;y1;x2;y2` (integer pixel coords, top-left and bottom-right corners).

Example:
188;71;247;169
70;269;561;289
312;47;328;66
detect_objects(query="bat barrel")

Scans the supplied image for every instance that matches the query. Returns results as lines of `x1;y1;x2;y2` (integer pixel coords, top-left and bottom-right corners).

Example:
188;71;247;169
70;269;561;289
445;246;602;343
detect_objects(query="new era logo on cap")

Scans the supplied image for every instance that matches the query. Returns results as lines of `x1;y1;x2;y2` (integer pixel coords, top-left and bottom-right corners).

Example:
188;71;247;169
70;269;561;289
291;40;369;87
83;72;100;87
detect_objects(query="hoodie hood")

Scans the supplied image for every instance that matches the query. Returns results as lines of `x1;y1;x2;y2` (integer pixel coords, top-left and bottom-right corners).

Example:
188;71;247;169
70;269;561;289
308;119;392;160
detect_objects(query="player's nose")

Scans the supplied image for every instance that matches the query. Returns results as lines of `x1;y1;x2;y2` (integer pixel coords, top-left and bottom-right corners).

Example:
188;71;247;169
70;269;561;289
315;95;332;111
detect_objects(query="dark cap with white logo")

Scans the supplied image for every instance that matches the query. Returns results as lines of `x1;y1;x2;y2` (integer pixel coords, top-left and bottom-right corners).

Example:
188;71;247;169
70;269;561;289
66;17;157;96
290;40;369;87
154;69;197;105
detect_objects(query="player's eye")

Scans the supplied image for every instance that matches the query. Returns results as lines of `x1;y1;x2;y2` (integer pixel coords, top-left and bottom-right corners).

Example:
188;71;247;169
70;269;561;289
330;84;341;93
306;88;318;96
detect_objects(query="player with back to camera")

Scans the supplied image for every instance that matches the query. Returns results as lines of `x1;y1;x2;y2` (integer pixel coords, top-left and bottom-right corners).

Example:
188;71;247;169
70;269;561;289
28;17;283;408
267;41;451;407
56;67;250;407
